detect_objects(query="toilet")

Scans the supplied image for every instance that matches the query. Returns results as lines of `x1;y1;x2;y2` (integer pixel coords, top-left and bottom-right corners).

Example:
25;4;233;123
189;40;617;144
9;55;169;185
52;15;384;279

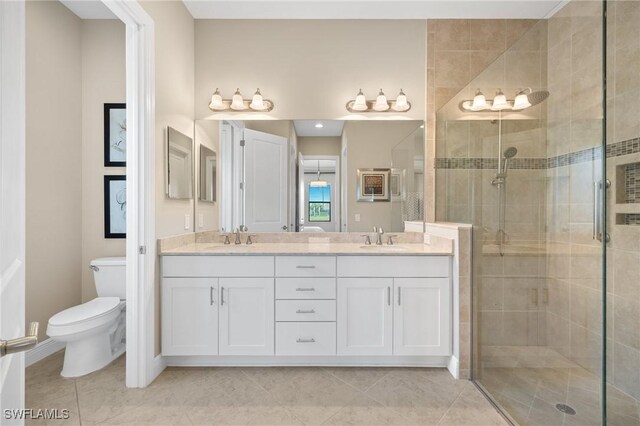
47;257;126;377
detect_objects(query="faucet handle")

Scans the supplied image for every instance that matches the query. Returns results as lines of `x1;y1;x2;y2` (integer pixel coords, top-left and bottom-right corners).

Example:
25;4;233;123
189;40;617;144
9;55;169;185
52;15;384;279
372;226;378;233
378;227;384;234
386;235;398;245
222;234;231;245
246;234;257;245
360;235;372;245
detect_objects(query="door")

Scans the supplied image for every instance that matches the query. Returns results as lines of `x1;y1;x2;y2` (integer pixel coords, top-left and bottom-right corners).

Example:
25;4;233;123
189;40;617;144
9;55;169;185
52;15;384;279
337;278;392;356
243;129;288;232
162;278;218;356
219;278;274;355
1;1;28;420
394;278;450;356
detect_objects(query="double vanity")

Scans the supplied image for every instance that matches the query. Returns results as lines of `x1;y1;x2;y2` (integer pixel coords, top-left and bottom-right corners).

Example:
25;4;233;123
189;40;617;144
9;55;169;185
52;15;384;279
159;232;456;368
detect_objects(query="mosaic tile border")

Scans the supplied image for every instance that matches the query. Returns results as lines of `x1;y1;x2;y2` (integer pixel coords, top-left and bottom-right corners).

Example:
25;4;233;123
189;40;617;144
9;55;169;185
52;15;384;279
435;137;640;170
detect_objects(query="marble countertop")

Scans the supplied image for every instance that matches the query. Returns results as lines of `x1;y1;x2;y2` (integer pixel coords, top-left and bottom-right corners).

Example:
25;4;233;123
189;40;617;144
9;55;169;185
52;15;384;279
159;242;453;256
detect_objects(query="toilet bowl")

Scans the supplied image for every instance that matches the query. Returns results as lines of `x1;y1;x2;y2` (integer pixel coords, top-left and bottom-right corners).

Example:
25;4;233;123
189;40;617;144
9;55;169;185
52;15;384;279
47;257;126;377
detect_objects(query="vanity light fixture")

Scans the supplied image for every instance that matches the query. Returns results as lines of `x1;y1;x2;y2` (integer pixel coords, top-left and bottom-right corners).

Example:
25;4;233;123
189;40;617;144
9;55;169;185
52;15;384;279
471;89;487;111
459;87;548;113
207;88;275;112
512;88;532;110
491;89;509;111
346;88;412;113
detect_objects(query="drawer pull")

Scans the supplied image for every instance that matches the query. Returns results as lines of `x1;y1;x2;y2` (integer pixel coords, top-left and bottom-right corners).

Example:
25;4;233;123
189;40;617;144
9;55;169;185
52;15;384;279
296;265;316;269
296;309;316;314
295;287;315;292
296;338;316;343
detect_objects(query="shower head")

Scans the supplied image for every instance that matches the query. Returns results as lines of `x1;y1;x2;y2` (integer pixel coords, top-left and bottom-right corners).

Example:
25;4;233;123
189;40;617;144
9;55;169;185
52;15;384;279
527;90;550;107
503;147;518;159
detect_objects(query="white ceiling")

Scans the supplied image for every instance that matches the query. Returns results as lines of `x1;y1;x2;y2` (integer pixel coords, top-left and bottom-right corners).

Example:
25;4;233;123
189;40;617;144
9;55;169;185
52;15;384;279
183;0;566;20
294;120;345;137
60;0;118;19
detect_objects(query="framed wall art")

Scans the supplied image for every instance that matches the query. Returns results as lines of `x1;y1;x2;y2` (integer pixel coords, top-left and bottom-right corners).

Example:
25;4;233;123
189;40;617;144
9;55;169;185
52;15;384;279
104;103;126;167
104;175;126;238
356;168;390;202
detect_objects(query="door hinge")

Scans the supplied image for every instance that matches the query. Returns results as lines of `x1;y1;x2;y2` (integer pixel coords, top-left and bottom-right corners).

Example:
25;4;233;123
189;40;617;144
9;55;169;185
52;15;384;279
240;139;245;147
239;182;244;190
139;246;147;255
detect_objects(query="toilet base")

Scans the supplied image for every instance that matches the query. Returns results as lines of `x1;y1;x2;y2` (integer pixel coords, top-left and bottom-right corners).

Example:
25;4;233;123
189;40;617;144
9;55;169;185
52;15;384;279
61;333;124;378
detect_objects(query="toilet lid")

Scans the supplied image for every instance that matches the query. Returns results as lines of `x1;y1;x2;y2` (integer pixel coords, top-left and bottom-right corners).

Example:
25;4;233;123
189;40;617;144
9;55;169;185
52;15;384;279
49;297;121;327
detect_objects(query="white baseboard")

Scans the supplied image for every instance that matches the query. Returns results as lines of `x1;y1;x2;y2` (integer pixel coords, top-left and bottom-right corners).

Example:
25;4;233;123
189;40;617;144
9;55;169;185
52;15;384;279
151;355;166;382
26;338;65;367
447;355;459;379
164;355;451;368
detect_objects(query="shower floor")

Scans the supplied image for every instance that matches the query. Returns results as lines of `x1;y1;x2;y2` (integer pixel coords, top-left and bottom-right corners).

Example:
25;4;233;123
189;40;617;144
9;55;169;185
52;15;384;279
476;346;639;426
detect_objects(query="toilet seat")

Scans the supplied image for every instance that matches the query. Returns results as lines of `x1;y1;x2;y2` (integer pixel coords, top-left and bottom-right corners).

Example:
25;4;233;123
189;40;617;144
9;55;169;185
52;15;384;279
47;297;123;337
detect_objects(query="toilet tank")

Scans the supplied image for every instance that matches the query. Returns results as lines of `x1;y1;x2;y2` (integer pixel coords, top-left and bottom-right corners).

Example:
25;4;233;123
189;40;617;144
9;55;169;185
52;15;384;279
91;257;126;299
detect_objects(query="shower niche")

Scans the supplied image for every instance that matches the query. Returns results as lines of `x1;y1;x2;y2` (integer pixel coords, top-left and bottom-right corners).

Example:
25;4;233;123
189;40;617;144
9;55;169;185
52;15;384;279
614;160;640;225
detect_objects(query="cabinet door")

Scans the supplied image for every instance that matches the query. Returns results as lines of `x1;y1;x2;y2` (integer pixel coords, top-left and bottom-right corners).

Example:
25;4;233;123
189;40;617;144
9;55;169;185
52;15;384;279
393;278;451;356
219;278;275;355
162;278;218;356
337;278;393;356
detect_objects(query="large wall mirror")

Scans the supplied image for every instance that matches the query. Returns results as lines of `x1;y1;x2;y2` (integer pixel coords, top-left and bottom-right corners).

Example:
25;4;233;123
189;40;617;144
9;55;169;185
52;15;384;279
193;119;424;233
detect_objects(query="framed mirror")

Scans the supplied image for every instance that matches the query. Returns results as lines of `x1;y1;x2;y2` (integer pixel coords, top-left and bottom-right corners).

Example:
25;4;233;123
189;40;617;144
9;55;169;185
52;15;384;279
199;145;216;203
166;126;194;200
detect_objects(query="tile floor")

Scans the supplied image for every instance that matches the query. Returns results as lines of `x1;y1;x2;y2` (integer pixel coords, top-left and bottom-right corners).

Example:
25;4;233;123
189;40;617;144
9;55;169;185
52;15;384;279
477;346;640;426
26;350;507;426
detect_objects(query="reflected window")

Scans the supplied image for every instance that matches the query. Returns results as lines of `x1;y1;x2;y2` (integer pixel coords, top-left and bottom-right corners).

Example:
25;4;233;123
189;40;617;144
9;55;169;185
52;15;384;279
309;185;331;222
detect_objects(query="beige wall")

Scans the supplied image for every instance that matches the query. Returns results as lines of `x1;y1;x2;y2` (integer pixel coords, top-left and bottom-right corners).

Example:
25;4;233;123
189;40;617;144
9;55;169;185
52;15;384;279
344;121;421;232
26;0;83;341
81;20;126;302
244;120;291;138
194;120;220;232
297;137;342;156
195;20;426;121
140;0;195;355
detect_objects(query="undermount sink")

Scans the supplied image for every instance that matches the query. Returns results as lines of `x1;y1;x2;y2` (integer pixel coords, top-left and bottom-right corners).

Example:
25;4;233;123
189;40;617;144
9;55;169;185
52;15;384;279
359;245;408;251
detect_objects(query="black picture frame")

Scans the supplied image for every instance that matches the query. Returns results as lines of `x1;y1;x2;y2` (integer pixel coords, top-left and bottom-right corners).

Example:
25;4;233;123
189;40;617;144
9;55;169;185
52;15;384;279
104;175;127;239
104;103;127;167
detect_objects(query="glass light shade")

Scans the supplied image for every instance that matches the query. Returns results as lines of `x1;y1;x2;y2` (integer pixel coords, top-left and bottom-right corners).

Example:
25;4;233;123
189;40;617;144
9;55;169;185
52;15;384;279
351;89;368;111
491;90;509;111
512;93;532;110
461;100;473;110
309;180;328;187
209;89;225;111
249;88;265;111
471;89;487;111
373;89;389;112
230;88;246;111
392;89;410;112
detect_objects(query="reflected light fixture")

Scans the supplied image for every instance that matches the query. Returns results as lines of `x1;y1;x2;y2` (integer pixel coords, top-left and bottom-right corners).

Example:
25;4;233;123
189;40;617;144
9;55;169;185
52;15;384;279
491;89;509;111
373;89;390;111
230;88;246;110
309;160;328;187
249;88;266;111
512;88;532;110
392;89;410;112
209;88;225;111
471;89;487;111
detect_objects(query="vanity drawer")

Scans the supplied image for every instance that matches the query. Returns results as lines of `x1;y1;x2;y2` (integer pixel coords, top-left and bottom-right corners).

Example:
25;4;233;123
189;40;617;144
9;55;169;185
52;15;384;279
276;278;336;300
162;256;274;277
337;256;450;278
276;256;336;277
276;322;336;356
276;300;336;322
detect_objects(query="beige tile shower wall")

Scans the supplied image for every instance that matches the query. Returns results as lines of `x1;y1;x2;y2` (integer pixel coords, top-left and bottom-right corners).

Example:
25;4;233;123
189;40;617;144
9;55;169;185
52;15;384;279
80;21;126;302
605;0;640;401
545;0;606;380
25;0;83;342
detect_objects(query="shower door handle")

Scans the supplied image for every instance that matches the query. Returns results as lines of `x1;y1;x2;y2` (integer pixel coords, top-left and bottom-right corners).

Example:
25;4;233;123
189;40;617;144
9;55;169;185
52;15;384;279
595;179;611;243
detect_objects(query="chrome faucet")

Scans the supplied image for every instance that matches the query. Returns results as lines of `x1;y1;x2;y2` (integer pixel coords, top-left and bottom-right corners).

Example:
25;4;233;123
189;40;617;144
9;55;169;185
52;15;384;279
373;226;384;245
234;228;242;245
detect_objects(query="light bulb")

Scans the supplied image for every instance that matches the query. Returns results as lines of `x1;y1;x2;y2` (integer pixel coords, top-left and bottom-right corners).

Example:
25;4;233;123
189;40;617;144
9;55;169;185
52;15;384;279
491;89;509;111
471;89;487;111
315;123;324;128
249;88;265;111
351;89;368;111
209;88;225;111
512;91;532;110
392;89;410;112
373;89;389;112
230;88;246;111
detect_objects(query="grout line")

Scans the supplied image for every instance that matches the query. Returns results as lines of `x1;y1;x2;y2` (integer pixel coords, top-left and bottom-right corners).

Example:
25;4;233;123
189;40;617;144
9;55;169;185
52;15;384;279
75;379;83;426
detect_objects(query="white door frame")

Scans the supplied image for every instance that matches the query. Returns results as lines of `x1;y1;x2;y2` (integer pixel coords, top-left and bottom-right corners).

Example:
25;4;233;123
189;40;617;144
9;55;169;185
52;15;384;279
102;0;158;388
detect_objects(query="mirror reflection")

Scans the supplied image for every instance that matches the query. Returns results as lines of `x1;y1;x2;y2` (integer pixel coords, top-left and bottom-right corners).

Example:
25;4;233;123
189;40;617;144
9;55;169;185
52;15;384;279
193;120;424;233
166;127;194;200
